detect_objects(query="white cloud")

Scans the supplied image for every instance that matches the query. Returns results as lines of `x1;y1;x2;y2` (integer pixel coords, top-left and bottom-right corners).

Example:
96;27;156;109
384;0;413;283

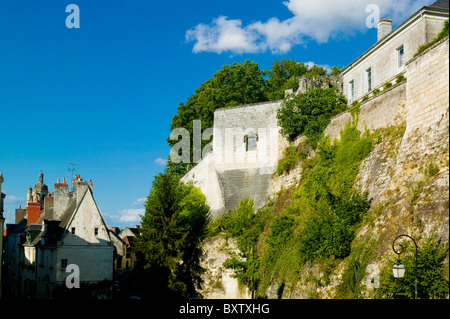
132;198;146;207
118;208;144;222
305;61;332;74
186;16;260;54
154;158;167;166
186;0;433;54
5;195;24;205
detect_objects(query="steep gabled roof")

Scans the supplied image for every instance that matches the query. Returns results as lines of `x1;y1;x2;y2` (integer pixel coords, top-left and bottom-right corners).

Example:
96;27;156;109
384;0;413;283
25;187;112;246
431;0;449;9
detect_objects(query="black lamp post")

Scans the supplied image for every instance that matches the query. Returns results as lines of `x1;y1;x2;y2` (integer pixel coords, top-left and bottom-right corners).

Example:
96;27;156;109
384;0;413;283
392;234;418;299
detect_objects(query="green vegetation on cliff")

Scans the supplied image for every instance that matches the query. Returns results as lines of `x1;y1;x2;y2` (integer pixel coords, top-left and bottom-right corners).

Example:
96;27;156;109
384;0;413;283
208;123;374;296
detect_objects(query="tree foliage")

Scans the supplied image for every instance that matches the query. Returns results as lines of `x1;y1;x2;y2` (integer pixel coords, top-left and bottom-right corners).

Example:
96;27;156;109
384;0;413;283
277;86;347;144
167;59;339;175
377;234;449;299
135;172;210;298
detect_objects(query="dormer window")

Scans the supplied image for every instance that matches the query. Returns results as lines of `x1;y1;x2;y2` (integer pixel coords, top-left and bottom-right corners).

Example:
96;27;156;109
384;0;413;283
244;135;258;151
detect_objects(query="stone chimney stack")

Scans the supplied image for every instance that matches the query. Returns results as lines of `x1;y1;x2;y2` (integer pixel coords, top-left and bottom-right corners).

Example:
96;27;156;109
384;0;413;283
72;175;93;204
378;18;392;41
15;205;27;224
26;197;41;226
53;178;71;220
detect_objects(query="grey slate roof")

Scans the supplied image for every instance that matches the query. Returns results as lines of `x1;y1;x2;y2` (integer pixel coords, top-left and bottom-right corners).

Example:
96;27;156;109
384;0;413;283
431;0;449;9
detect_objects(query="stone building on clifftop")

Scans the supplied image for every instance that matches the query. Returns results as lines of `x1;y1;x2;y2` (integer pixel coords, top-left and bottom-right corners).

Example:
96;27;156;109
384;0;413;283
181;0;448;219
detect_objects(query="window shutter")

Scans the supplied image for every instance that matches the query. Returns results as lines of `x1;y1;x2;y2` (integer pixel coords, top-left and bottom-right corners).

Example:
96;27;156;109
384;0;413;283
361;72;366;95
371;65;375;90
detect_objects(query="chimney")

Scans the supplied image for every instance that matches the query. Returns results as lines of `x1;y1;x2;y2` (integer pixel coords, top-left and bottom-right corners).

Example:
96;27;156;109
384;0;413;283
44;192;54;219
26;200;41;226
378;18;392;41
54;178;69;189
15;205;27;224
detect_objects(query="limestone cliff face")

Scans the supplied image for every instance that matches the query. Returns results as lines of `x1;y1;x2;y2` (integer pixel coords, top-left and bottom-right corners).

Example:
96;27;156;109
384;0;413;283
198;236;251;299
198;37;449;299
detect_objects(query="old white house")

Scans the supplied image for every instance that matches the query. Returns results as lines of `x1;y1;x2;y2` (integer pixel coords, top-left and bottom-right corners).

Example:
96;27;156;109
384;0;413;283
4;173;114;298
342;0;449;103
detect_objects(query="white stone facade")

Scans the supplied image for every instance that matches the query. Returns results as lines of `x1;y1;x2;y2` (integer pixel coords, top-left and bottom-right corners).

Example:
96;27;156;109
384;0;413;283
342;4;448;103
181;100;289;217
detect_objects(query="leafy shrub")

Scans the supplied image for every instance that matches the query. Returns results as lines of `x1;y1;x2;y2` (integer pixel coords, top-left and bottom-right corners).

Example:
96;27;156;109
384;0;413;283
277;87;347;143
396;74;407;84
383;81;393;90
277;145;309;175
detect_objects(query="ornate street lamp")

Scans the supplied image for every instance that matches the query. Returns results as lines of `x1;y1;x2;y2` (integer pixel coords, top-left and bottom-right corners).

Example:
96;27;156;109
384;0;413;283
392;234;418;299
392;261;406;278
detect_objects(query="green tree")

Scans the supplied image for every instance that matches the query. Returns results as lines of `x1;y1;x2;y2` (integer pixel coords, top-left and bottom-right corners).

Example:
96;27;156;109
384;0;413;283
167;60;266;174
276;86;347;143
377;235;449;299
329;65;344;76
135;172;210;298
265;59;309;100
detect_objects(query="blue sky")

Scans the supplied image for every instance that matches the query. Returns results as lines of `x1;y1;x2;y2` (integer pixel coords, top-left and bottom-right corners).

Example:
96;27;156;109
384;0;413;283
0;0;433;228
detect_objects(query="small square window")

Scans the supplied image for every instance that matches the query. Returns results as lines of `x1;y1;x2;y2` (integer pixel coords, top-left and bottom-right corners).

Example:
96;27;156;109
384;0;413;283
366;67;372;92
349;80;355;101
61;259;68;269
245;135;258;151
71;227;75;235
397;45;405;70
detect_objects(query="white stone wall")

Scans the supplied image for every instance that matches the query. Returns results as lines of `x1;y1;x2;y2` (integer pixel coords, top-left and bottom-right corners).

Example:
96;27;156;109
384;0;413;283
55;245;113;283
63;190;111;246
324;81;407;141
56;189;114;283
182;100;288;216
405;37;449;133
213;100;282;170
181;152;224;214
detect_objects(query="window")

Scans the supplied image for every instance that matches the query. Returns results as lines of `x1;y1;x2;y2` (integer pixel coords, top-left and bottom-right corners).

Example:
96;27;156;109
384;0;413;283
349;79;355;101
244;135;258;151
397;45;405;70
71;227;75;235
366;67;373;92
94;228;99;236
61;259;68;269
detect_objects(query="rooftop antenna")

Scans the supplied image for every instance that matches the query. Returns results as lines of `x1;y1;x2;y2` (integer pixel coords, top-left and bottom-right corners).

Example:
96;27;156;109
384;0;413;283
66;161;80;187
